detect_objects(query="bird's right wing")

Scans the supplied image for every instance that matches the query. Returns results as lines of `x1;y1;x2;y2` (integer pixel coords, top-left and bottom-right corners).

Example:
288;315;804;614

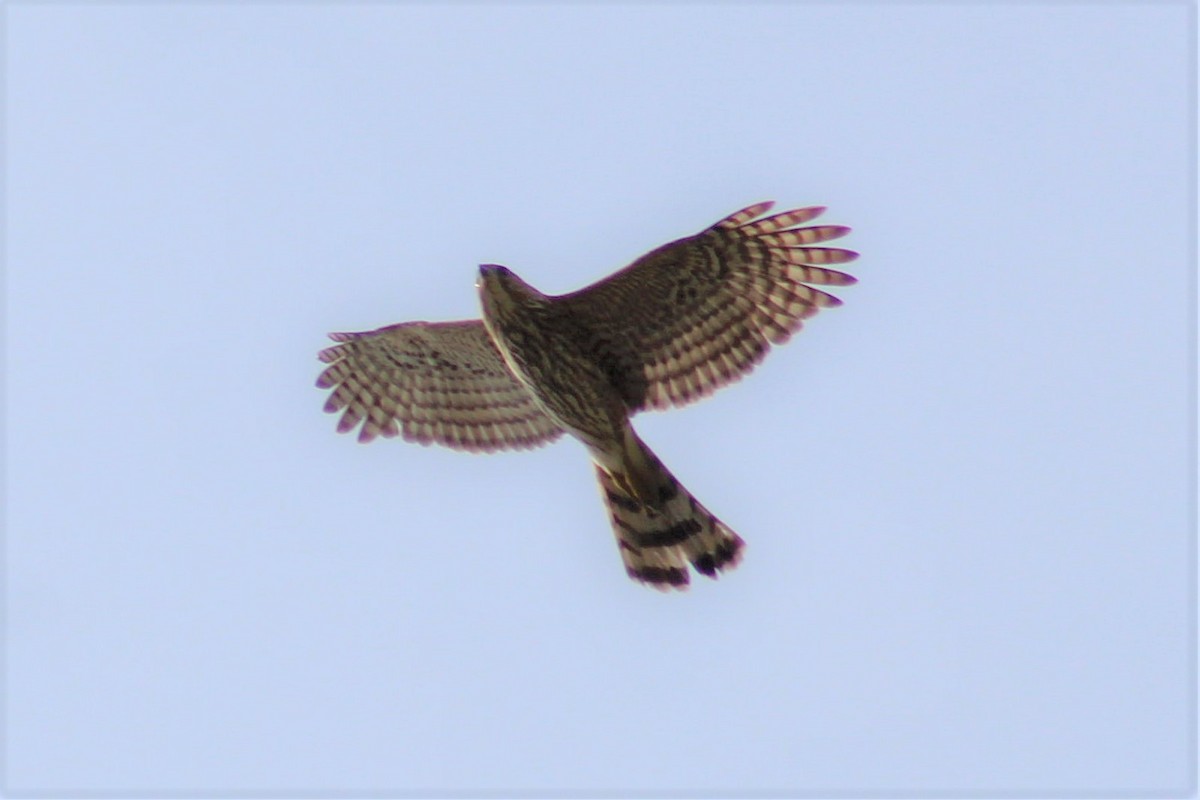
317;320;563;451
556;202;858;412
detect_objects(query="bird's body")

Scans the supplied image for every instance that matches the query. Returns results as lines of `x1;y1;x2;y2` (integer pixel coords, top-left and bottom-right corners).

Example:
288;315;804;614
317;201;857;590
478;270;625;454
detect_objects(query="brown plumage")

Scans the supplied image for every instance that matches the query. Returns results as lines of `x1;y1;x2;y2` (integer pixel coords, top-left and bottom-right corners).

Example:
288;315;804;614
317;201;857;590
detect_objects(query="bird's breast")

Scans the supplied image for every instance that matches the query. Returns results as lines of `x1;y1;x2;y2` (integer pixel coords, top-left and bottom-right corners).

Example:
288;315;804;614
485;307;627;446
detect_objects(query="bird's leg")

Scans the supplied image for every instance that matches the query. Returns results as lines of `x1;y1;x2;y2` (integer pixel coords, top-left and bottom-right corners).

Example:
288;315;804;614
586;426;662;509
614;427;671;508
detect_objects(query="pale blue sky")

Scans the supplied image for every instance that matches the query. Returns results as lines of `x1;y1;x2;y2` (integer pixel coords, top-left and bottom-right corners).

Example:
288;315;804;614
5;2;1193;797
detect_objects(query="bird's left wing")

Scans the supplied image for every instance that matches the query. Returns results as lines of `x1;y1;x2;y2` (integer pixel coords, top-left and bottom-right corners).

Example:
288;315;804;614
555;202;858;412
317;320;564;451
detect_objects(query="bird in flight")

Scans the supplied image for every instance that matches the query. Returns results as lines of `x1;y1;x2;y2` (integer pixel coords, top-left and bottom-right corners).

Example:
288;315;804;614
317;201;857;590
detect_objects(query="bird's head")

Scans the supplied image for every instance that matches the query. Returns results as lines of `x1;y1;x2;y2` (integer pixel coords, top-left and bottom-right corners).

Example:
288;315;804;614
477;264;547;321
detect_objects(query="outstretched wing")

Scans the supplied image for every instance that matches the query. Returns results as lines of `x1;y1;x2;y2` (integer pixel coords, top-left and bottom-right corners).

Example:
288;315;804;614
316;320;563;451
555;202;858;412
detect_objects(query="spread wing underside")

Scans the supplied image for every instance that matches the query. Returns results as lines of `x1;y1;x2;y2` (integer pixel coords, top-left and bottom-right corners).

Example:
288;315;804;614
557;202;858;412
317;319;563;451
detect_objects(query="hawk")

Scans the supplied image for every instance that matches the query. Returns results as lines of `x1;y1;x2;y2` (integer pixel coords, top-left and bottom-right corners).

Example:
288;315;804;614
317;202;857;590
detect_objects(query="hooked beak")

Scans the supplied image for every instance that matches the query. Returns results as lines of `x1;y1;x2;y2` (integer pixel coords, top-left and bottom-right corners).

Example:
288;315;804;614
477;263;508;288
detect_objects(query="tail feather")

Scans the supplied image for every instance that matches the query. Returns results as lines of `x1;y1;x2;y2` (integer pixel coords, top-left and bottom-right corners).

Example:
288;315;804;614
595;436;744;591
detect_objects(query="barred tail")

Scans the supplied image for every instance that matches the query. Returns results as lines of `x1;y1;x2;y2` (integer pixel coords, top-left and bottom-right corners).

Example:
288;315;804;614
595;433;744;591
